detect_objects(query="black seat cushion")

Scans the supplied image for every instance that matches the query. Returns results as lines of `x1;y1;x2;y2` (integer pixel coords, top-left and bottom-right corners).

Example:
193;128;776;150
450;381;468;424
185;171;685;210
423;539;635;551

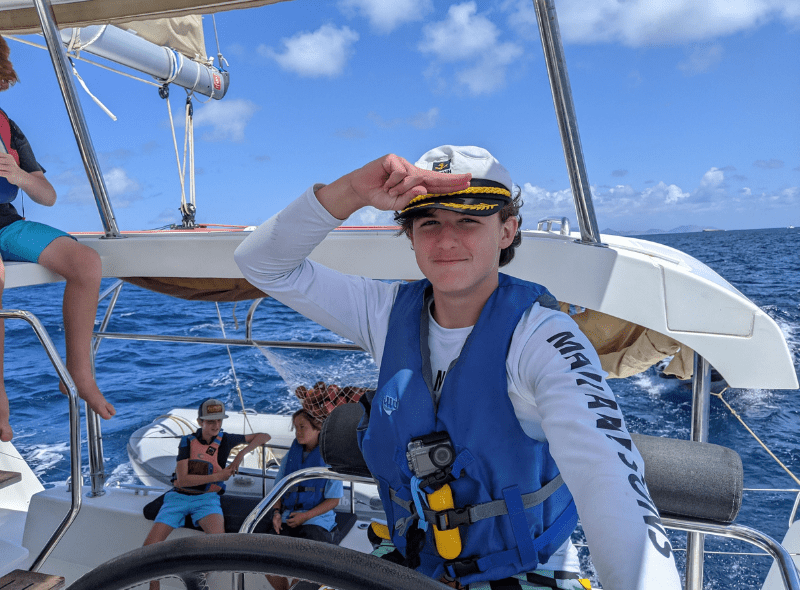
143;492;358;541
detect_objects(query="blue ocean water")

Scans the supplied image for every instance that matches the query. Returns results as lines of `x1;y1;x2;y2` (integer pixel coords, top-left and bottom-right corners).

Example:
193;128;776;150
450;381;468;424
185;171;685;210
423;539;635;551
3;227;799;588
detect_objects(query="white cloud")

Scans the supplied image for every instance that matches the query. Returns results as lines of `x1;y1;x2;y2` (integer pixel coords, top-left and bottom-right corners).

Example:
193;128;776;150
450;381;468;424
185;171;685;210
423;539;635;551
555;0;799;46
338;0;433;33
259;25;359;78
345;206;396;226
642;181;691;205
193;99;260;142
419;2;524;95
52;166;141;208
678;44;724;75
104;167;141;207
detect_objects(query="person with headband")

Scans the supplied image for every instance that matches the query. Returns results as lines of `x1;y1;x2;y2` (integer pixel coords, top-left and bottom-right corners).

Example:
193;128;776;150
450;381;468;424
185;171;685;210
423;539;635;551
235;146;680;590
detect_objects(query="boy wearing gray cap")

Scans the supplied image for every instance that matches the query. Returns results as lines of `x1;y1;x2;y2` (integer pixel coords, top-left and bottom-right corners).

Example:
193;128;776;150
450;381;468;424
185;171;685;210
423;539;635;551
235;147;679;590
141;398;270;590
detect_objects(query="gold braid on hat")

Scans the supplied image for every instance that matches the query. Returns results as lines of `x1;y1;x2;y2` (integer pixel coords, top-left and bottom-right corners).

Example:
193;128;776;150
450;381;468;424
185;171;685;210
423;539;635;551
405;185;511;207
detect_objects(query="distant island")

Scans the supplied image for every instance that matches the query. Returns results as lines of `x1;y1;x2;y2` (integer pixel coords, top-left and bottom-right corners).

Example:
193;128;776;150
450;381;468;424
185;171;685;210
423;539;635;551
601;225;723;237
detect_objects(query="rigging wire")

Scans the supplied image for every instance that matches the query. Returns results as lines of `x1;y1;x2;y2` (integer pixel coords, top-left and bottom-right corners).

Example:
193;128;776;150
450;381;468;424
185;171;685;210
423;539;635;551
5;35;160;88
211;14;229;71
215;302;252;431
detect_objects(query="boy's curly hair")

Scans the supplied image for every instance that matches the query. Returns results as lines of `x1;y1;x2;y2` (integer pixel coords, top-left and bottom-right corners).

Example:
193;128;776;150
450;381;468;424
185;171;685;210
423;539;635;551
394;185;524;267
0;35;18;90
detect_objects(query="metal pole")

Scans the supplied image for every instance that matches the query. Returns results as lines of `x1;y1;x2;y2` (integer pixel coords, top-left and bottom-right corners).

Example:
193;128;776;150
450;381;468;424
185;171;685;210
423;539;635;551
685;354;712;590
245;298;264;341
85;348;105;497
0;310;83;572
85;281;123;496
93;331;363;351
33;0;122;238
531;0;602;245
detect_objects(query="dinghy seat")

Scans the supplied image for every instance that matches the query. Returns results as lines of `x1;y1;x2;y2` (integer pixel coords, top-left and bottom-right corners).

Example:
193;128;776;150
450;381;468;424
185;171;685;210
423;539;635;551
320;403;744;525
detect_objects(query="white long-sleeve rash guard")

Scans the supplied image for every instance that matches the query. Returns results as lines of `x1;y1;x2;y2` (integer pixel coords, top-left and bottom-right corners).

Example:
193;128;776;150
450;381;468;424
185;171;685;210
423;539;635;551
234;186;681;590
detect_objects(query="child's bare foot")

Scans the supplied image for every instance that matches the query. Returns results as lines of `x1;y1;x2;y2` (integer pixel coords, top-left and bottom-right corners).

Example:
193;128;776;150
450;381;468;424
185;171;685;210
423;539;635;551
0;421;12;442
59;379;116;420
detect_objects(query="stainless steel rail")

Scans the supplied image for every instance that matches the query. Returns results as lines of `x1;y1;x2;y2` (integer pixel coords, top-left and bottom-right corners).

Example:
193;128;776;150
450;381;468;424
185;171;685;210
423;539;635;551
238;466;375;535
532;0;602;245
92;332;363;351
663;517;800;590
685;354;712;589
0;310;83;572
246;299;265;341
537;217;571;235
84;280;125;497
33;0;121;238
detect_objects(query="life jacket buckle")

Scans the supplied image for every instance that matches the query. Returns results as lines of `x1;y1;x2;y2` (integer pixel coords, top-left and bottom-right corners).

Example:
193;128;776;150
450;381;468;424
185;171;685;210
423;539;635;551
445;557;481;578
435;506;472;531
420;466;454;491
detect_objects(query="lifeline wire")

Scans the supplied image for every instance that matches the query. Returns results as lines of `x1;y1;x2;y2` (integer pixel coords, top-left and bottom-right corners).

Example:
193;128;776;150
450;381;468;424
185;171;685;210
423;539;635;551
713;387;800;487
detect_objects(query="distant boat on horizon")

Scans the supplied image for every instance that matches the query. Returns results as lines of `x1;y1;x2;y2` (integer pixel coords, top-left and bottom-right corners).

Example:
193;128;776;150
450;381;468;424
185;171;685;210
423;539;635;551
702;228;725;232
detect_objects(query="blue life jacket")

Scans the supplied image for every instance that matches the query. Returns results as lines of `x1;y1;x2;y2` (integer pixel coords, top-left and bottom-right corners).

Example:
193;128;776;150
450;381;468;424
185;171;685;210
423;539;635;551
282;440;328;512
0;109;20;204
358;273;578;585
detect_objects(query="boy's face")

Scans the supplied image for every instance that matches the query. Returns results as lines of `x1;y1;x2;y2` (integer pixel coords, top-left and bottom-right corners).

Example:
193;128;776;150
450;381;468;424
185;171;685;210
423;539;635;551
198;418;223;440
293;415;320;450
410;209;517;300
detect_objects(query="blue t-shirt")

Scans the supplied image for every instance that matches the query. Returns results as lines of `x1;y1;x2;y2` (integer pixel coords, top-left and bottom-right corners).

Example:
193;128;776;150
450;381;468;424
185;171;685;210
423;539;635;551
275;447;343;531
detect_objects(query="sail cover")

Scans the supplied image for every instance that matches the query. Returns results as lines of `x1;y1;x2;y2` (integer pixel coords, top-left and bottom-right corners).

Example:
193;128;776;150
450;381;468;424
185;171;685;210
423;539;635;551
0;0;292;35
118;16;206;62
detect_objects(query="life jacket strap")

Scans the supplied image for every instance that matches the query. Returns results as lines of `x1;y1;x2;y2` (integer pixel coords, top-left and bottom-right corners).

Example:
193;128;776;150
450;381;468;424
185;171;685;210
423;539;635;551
444;498;579;579
390;473;565;531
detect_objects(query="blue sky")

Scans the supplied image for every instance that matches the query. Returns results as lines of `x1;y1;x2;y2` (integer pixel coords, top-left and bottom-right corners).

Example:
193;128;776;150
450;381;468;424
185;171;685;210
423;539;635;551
2;0;798;233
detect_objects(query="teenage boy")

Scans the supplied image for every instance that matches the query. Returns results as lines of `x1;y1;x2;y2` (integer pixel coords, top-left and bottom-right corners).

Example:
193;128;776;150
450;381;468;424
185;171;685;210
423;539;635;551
142;398;270;590
234;146;680;590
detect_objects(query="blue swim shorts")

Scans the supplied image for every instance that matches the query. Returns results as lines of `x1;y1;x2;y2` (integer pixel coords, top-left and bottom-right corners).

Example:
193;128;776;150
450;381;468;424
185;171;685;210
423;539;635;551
0;220;75;263
154;490;223;529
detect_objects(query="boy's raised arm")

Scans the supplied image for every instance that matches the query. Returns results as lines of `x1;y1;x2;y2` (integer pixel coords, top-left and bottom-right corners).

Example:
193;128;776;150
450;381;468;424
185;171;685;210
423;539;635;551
316;154;471;220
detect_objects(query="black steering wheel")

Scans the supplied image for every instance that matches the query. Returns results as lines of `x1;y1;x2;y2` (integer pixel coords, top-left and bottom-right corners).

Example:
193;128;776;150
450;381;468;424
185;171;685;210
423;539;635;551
68;534;448;590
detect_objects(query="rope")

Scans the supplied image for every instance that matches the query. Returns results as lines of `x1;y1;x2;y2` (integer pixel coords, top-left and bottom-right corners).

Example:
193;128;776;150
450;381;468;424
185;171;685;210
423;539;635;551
187;98;196;211
68;57;117;120
713;387;800;486
164;92;189;211
215;302;252;433
211;14;229;71
214;303;278;469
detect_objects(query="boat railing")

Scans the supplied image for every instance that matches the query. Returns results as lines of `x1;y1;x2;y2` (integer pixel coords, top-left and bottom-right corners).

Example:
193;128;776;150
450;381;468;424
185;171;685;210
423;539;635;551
238;466;375;535
0;309;82;572
537;216;571;235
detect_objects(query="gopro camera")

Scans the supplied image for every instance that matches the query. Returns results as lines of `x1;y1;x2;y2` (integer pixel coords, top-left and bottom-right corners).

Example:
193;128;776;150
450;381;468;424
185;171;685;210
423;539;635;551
406;432;455;478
